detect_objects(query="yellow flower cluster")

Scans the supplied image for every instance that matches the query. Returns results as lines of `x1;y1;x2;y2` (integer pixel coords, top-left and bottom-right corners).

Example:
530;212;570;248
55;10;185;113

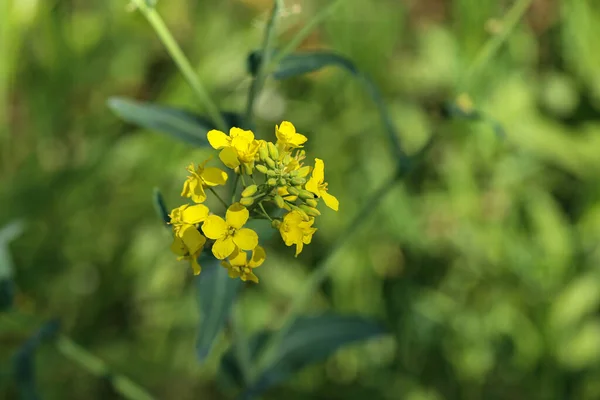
168;121;338;283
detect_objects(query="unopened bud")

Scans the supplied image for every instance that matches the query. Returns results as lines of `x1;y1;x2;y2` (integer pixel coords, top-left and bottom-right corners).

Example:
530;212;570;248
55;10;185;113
282;154;291;165
267;142;279;160
259;146;269;161
240;197;254;206
279;178;286;186
299;190;315;200
291;177;306;186
274;195;285;209
267;178;277;186
287;187;300;196
290;205;309;220
255;164;268;174
305;198;318;207
265;157;276;169
271;219;281;229
243;163;253;175
242;185;258;197
299;204;321;216
266;170;277;177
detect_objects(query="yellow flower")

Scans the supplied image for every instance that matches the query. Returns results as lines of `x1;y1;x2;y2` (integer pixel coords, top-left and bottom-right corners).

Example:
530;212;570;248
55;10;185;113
283;149;311;177
207;127;261;169
181;160;228;203
169;204;210;247
279;210;317;257
276;121;307;149
306;158;339;211
170;236;204;275
201;203;259;259
276;121;308;149
221;246;266;283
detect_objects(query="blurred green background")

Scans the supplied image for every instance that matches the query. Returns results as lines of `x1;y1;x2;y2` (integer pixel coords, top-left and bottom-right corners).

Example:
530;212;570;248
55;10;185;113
3;0;600;398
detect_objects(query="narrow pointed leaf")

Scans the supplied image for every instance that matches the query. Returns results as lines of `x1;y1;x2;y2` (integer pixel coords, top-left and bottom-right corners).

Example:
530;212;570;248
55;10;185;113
107;97;243;146
220;314;386;396
249;50;408;169
13;319;61;400
196;254;242;362
152;188;170;226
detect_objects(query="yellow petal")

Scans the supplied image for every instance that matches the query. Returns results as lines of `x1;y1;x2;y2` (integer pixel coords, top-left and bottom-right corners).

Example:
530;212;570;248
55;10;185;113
233;228;258;251
249;246;266;268
179;225;206;254
228;248;248;266
201;215;228;239
189;179;207;203
207;129;230;149
190;255;202;275
182;204;210;224
170;237;187;256
230;127;254;141
305;176;320;196
294;241;304;257
201;167;228;186
228;268;241;279
321;191;339;211
226;203;249;229
212;236;236;259
312;158;325;183
290;133;308;147
297;166;311;178
219;147;240;169
244;271;259;283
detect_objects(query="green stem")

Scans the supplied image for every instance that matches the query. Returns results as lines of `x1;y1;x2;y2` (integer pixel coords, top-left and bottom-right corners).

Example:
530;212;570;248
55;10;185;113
245;0;284;125
208;187;228;208
258;202;273;221
56;336;156;400
231;174;240;203
262;0;344;77
130;0;228;132
249;166;403;383
459;0;534;91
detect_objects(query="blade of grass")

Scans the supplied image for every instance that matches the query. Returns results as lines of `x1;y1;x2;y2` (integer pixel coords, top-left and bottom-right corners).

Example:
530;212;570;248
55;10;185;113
129;0;227;132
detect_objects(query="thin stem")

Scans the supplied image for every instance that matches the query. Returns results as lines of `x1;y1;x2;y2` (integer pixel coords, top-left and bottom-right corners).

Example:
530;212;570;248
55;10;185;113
245;0;284;125
208;187;228;208
258;202;273;221
231;174;240;203
460;0;534;91
56;336;156;400
130;0;228;132
263;0;344;78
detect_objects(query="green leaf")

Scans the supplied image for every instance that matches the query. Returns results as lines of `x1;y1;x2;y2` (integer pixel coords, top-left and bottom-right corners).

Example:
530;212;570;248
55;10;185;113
13;319;61;400
195;254;242;362
248;51;409;170
107;97;244;147
152;188;170;226
220;314;385;397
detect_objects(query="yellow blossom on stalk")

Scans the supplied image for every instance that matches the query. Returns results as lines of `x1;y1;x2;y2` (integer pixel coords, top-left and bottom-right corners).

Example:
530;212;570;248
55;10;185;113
201;203;259;259
170;236;204;275
276;121;307;149
221;246;266;283
306;158;339;211
279;210;317;257
181;160;228;203
283;149;311;177
207;127;260;169
168;203;210;275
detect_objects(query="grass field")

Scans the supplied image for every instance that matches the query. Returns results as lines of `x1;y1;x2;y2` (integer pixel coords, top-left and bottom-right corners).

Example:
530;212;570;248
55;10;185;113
3;0;600;399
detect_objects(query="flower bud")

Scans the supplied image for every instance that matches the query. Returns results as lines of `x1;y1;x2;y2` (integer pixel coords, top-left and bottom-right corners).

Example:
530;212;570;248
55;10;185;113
243;163;253;175
291;177;306;186
265;157;276;169
282;154;291;165
267;178;278;186
290;205;309;220
240;197;254;206
271;219;281;229
267;142;279;160
305;198;318;208
298;190;315;200
242;185;258;197
299;204;321;216
279;178;287;186
255;164;268;174
287;187;300;196
259;146;269;161
274;195;285;209
266;170;277;177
